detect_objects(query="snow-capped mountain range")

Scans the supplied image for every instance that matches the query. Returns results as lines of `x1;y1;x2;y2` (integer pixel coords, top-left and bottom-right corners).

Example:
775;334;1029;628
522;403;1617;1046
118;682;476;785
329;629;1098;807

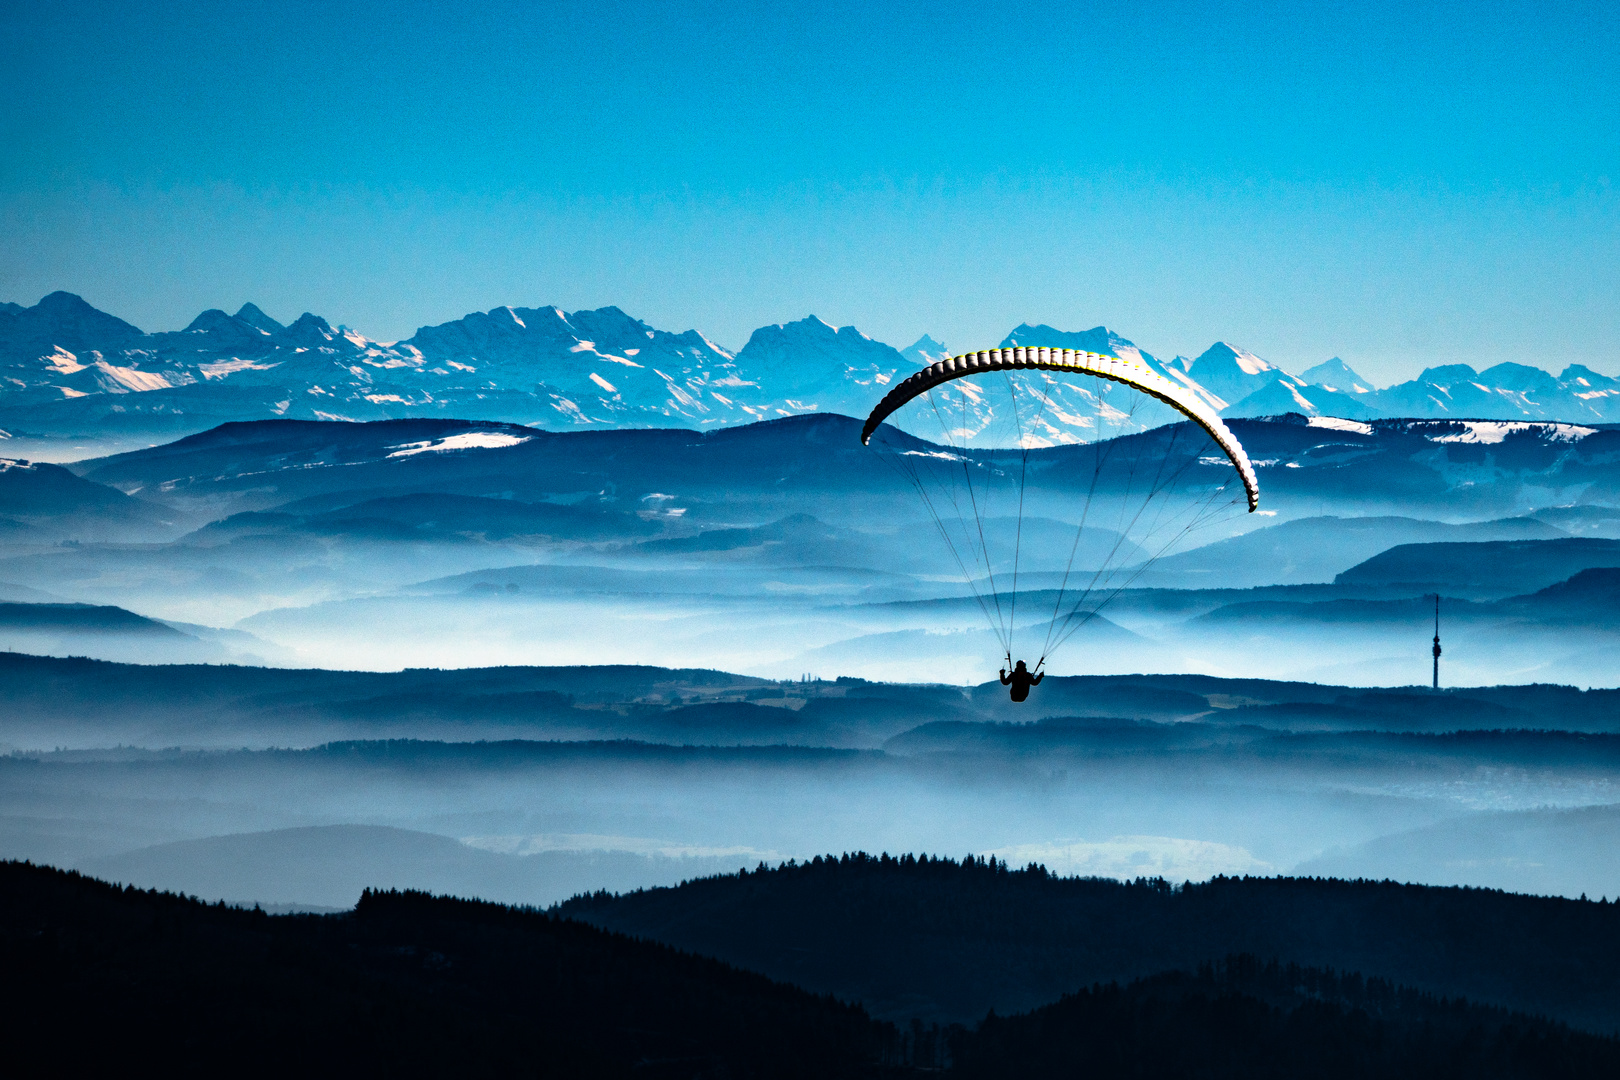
2;292;1617;445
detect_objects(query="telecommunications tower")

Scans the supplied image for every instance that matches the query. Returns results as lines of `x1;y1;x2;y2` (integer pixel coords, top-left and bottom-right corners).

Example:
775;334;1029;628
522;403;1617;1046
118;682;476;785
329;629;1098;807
1431;594;1442;690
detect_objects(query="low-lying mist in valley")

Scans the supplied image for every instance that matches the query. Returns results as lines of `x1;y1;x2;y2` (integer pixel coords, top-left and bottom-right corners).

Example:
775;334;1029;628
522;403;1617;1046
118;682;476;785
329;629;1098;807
6;414;1620;686
4;654;1620;910
3;412;1620;919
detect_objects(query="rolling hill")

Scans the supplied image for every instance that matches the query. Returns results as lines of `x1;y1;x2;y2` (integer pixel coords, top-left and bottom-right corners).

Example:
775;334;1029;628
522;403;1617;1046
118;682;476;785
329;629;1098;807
58;412;1620;529
0;859;891;1076
1335;537;1620;597
557;853;1620;1031
10;858;1612;1076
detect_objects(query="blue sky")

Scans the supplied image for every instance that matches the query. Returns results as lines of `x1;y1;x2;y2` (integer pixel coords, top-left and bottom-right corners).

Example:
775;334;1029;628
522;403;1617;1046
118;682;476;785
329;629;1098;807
2;0;1616;382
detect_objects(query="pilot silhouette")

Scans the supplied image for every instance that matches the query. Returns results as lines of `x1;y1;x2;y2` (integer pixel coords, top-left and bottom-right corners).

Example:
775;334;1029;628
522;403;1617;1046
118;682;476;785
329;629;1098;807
999;659;1044;703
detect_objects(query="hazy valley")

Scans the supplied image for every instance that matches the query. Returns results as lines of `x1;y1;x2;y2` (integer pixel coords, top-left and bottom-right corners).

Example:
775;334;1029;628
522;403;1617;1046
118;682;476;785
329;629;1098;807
1;401;1619;925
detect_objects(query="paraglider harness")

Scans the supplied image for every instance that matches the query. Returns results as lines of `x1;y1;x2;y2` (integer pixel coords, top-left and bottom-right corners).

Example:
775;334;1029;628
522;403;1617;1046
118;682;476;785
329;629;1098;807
1000;653;1045;703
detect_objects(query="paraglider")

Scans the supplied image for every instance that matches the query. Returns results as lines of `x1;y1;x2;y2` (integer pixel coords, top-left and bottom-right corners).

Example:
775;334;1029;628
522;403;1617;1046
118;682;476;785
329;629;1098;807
1000;658;1044;702
861;345;1260;698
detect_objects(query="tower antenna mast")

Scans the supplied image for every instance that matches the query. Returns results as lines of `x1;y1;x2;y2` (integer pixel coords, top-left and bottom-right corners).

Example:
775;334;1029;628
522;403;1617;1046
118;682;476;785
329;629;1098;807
1431;594;1441;690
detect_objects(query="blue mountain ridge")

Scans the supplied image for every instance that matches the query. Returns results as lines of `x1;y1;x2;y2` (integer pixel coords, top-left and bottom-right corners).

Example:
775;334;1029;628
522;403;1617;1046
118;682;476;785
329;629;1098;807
5;294;1618;442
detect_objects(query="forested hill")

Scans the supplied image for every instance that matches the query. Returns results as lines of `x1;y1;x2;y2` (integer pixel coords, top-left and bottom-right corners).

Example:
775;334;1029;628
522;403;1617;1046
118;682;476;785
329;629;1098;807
951;955;1620;1080
0;860;888;1077
10;651;1620;752
6;860;1617;1079
557;853;1620;1033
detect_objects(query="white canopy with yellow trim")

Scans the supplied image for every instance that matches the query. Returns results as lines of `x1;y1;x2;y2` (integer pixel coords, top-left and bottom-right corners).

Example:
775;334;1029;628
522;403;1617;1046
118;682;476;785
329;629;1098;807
860;345;1260;513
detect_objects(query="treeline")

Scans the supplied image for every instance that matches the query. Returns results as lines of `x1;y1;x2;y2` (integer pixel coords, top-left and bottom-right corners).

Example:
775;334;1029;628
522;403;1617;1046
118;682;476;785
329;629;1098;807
6;858;1616;1077
953;955;1620;1079
0;859;889;1076
304;737;868;768
9;650;1620;742
559;852;1620;1032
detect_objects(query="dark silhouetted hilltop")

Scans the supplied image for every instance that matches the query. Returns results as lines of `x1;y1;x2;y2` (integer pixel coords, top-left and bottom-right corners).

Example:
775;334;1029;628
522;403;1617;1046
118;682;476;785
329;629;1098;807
1501;566;1620;624
558;854;1620;1032
54;413;1620;528
10;858;1612;1076
78;823;757;910
0;601;187;637
0;859;891;1076
1336;537;1620;597
7;652;1620;748
952;955;1620;1079
1139;513;1564;588
0;457;171;539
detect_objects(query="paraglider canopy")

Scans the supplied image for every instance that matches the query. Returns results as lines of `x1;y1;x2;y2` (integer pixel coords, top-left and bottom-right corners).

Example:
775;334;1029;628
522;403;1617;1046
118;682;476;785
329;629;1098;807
860;343;1261;673
863;345;1259;512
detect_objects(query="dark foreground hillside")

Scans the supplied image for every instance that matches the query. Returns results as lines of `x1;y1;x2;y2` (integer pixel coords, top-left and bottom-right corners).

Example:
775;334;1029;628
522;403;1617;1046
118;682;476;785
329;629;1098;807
3;861;1615;1078
559;854;1620;1033
953;956;1620;1080
0;860;887;1077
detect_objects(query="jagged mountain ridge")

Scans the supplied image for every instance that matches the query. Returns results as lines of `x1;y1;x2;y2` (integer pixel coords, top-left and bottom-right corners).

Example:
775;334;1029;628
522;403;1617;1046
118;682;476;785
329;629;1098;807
3;294;1619;444
0;295;911;433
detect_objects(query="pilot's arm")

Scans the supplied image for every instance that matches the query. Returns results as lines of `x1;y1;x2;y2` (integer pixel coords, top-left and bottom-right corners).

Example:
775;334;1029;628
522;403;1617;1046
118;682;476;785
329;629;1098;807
999;669;1011;685
1030;671;1044;685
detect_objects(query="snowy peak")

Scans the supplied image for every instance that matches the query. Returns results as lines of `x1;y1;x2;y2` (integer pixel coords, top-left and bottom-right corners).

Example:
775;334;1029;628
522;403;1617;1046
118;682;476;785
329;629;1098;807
566;306;733;364
278;312;344;349
1300;357;1373;395
997;323;1189;391
1176;344;1378;421
1416;363;1486;385
405;304;570;362
234;303;285;334
1370;363;1620;423
1560;365;1620;394
1476;362;1562;396
406;303;732;371
1226;378;1381;421
165;308;279;355
182;309;251;335
1188;340;1275;379
737;315;883;358
6;294;1620;433
999;323;1160;366
900;334;948;366
398;303;759;428
0;291;146;362
1171;342;1282;412
1233;358;1620;425
1228;343;1276;376
1001;322;1116;353
733;316;908;408
737;315;890;361
34;290;138;326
